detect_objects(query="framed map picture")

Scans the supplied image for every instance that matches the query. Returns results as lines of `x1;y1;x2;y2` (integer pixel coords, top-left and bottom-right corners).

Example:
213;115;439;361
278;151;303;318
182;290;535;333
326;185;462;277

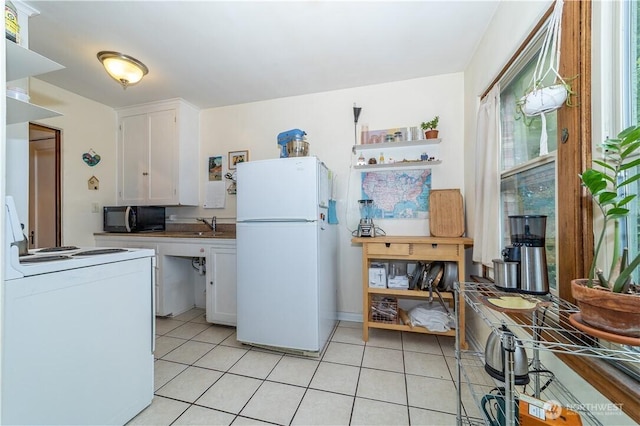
360;169;431;219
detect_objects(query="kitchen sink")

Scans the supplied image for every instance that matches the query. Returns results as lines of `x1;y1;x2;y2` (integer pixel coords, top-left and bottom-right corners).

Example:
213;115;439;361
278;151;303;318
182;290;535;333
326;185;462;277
190;231;220;236
160;231;230;238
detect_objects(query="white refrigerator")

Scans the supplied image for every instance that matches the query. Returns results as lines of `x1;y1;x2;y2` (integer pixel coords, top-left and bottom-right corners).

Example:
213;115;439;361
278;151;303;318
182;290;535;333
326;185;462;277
236;157;337;354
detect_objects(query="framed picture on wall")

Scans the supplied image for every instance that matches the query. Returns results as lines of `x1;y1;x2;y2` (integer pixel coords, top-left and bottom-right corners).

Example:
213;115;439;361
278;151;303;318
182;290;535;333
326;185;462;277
229;150;249;170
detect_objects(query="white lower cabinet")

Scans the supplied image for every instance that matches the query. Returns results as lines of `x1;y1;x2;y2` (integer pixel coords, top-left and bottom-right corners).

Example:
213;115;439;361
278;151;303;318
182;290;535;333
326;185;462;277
94;235;236;324
205;246;237;326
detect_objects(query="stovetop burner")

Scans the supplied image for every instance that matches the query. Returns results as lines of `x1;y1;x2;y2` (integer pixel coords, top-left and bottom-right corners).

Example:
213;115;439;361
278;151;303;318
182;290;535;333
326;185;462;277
36;246;80;253
20;255;72;263
72;248;129;256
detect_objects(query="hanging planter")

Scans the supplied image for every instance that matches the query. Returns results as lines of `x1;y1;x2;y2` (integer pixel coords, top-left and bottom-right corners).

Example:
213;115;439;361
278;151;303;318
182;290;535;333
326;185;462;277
520;83;568;116
516;0;571;155
519;0;569;116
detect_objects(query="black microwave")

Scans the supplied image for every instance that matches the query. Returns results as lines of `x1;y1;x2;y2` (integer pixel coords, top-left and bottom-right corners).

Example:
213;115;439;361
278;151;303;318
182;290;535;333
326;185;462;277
103;206;165;233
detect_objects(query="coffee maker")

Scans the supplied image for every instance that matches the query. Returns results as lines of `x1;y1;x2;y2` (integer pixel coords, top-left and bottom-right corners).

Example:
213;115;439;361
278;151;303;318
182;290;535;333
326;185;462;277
357;199;376;237
495;215;549;295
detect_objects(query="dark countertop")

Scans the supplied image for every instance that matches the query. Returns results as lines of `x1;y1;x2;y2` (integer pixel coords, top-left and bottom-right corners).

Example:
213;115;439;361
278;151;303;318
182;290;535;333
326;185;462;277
94;223;236;239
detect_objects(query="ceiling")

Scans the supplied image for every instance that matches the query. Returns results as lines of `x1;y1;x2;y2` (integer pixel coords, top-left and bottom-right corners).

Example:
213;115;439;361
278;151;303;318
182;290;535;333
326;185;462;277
27;1;500;110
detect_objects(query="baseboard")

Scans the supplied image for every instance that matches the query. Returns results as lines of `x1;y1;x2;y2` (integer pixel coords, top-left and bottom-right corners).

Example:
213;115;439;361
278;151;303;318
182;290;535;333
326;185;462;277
336;311;363;323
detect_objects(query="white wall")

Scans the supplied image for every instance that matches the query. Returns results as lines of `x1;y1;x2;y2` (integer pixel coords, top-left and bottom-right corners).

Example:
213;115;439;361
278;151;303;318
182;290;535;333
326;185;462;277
28;79;117;247
173;73;466;317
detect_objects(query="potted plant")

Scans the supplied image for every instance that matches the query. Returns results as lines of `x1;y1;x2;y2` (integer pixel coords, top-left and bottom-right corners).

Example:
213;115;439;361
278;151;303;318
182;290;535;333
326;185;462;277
421;116;439;139
519;0;568;119
571;124;640;337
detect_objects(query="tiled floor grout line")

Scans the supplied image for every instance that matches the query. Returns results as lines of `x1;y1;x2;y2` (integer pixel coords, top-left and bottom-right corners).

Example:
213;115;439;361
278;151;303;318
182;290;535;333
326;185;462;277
161;318;332;425
400;330;413;425
156;318;237;424
150;312;465;425
345;334;368;426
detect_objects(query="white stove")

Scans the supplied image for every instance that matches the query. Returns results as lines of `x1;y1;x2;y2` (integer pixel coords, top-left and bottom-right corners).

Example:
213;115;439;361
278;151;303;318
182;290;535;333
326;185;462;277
5;197;154;279
10;244;154;277
3;196;156;424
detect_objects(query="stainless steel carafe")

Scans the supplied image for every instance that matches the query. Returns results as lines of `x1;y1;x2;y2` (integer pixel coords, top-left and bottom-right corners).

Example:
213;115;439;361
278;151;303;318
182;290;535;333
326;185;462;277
492;259;519;291
519;246;549;294
494;215;550;295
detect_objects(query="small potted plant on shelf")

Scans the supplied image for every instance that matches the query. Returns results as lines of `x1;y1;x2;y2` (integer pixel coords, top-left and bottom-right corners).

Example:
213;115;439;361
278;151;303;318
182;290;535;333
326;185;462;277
571;124;640;338
420;116;439;139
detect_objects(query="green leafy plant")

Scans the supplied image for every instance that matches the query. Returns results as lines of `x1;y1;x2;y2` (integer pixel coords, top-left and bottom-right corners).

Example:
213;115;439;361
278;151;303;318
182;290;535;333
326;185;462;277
420;116;439;131
580;124;640;292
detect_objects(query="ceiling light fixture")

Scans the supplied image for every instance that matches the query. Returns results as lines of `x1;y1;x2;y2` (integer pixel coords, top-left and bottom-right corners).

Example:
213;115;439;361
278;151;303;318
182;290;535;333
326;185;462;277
97;51;149;89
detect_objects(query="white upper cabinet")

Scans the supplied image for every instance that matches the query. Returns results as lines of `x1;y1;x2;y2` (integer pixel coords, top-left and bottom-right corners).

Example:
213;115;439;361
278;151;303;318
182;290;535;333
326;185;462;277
116;99;199;206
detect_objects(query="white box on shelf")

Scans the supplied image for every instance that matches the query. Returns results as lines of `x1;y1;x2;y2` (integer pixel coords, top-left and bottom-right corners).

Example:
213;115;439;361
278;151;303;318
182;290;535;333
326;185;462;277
388;276;409;289
368;263;387;288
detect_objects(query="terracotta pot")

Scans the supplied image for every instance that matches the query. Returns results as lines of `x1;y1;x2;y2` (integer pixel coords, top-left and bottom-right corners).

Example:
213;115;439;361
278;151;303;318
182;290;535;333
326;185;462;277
425;129;439;139
571;278;640;337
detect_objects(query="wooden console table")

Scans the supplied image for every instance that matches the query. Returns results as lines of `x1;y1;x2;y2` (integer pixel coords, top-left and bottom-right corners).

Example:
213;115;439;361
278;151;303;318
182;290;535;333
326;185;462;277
352;236;472;349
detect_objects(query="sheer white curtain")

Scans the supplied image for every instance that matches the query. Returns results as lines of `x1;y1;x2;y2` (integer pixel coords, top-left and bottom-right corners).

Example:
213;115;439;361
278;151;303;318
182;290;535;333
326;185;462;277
472;85;501;267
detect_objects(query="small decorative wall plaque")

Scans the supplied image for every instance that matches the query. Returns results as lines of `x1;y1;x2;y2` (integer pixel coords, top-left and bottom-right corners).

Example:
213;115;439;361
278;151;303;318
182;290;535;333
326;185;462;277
82;149;101;167
88;176;99;190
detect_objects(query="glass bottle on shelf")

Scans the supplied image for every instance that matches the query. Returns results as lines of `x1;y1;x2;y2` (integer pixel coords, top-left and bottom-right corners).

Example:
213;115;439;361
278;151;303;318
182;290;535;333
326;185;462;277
360;124;369;145
379;152;385;164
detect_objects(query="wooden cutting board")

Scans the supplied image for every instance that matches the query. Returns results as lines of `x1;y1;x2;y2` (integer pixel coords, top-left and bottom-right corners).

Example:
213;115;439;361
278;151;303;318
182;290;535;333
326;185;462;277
429;189;465;237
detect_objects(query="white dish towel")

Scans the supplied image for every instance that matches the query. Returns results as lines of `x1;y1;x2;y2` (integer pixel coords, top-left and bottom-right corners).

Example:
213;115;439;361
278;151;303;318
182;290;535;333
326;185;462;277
408;303;455;332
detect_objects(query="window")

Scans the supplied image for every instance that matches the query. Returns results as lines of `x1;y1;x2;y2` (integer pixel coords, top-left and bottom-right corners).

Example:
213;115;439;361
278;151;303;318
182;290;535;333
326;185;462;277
500;162;556;287
498;29;558;291
621;0;640;285
602;0;640;383
500;51;559;167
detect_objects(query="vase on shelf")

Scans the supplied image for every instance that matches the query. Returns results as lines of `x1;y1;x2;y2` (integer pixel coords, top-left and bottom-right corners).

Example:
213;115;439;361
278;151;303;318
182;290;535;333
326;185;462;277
425;129;439;139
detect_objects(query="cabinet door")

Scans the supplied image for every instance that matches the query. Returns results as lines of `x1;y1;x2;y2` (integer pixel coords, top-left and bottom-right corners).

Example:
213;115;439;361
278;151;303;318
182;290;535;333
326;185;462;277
206;247;237;325
119;114;149;205
147;110;177;205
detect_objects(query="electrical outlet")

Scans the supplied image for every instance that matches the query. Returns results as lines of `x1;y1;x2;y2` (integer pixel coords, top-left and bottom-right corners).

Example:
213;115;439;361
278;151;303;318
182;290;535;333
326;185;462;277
91;202;100;213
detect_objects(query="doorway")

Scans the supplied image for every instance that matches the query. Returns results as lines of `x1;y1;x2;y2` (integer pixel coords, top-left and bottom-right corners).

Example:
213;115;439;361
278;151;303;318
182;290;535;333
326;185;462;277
29;123;61;248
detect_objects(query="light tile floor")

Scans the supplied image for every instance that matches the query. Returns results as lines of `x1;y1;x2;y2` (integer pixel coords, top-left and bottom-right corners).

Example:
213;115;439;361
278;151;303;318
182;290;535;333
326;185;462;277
128;308;483;426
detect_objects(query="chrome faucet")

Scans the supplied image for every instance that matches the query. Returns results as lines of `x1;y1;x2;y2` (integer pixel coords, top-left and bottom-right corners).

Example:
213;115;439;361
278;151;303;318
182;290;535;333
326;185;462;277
197;216;217;231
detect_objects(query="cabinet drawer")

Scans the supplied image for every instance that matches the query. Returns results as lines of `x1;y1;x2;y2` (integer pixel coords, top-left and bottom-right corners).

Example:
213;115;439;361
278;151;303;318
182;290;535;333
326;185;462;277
367;242;459;259
411;243;458;259
367;243;411;256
